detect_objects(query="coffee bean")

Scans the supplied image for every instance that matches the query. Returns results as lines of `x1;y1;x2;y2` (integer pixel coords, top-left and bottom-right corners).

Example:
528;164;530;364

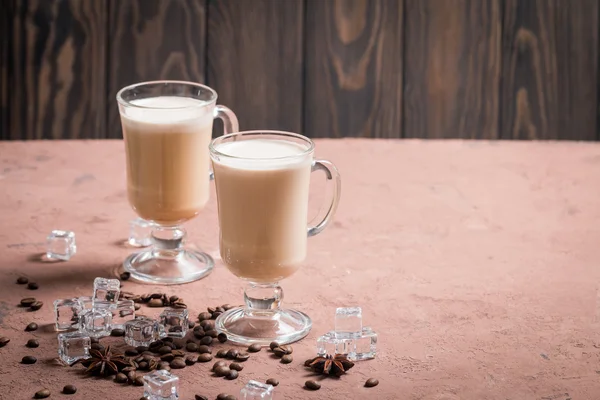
281;354;293;364
20;297;36;307
186;342;199;352
22;355;37;364
199;336;212;345
62;385;77;394
214;366;230;377
119;271;131;281
269;341;280;350
248;343;262;353
134;376;145;386
206;329;218;338
111;328;125;337
160;354;175;362
235;352;250;362
137;361;149;370
143;354;154;362
266;378;279;386
30;301;44;311
17;276;29;284
217;333;228;343
279;345;293;354
0;337;10;347
212;360;228;371
134;304;141;311
198;312;212;321
195;345;208;354
149;340;163;349
25;322;38;331
272;347;286;358
216;349;228;358
27;282;39;290
90;337;99;344
225;396;237;400
211;311;222;319
136;345;149;352
185;355;197;365
207;306;216;314
157;361;170;370
197;353;213;363
26;339;39;348
170;358;186;369
188;321;195;329
125;348;139;356
193;330;205;339
365;378;379;387
91;343;105;352
158;346;172;355
200;320;214;330
168;295;179;304
172;300;186;309
225;349;238;359
217;394;228;400
150;293;163;299
162;337;174;344
115;373;128;383
148;298;164;307
195;395;209;400
127;371;137;382
226;370;238;380
305;380;321;390
34;389;50;398
229;362;243;371
171;348;184;356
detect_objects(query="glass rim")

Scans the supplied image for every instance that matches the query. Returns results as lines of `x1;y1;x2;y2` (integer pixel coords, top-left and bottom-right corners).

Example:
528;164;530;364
116;80;218;109
209;130;315;162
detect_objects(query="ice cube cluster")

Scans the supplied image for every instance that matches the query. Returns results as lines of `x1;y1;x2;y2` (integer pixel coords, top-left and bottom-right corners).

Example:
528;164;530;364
316;307;377;361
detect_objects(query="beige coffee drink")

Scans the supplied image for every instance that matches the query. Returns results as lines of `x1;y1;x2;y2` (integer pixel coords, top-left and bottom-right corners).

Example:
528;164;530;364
212;139;312;283
121;96;214;225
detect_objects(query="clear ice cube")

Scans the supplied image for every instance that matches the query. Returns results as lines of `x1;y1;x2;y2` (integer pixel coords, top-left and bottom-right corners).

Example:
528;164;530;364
46;230;76;261
143;369;179;400
125;318;159;347
334;307;362;338
80;308;112;338
353;326;377;360
240;380;274;400
158;308;189;338
129;218;153;247
53;298;82;331
92;277;120;305
57;331;91;365
112;300;136;329
317;331;354;357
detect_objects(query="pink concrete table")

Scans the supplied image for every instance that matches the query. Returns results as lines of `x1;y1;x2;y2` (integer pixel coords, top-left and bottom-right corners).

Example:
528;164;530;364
1;139;600;399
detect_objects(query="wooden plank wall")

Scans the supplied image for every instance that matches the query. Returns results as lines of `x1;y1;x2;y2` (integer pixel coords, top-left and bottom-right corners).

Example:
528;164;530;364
1;0;598;140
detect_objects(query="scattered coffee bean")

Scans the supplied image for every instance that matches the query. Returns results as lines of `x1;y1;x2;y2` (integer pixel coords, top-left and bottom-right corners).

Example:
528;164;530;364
127;371;137;382
281;354;293;364
188;321;195;329
216;394;228;400
186;342;199;352
158;346;172;355
157;361;171;371
248;343;262;353
365;378;379;387
125;348;139;356
235;352;250;362
229;362;243;371
25;322;38;332
205;329;218;338
226;370;238;380
62;385;77;395
305;380;321;390
134;376;145;386
150;293;163;299
142;354;154;362
269;341;280;350
198;345;211;354
121;366;136;374
279;345;293;354
199;336;212;345
134;304;141;311
27;282;39;290
172;349;185;357
197;353;213;363
272;347;286;358
225;349;238;359
20;297;36;307
0;337;9;347
217;332;228;343
207;306;216;314
34;389;51;399
111;328;125;337
213;360;228;371
169;295;179;303
195;395;209;400
225;396;237;400
160;353;175;362
170;358;186;369
214;365;230;377
91;343;105;352
185;355;197;365
198;312;212;321
30;301;44;311
216;349;228;358
135;346;149;353
115;373;128;383
90;337;99;344
17;276;29;284
120;271;131;280
148;298;164;307
211;311;222;319
266;378;279;386
22;355;37;364
26;339;39;348
138;361;149;370
193;329;205;339
200;320;215;330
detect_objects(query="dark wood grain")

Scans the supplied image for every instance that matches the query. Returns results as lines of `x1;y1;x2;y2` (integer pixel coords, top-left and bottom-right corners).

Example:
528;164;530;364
501;0;598;140
304;0;403;138
1;0;106;140
107;0;207;138
207;0;304;133
404;0;501;139
0;0;12;139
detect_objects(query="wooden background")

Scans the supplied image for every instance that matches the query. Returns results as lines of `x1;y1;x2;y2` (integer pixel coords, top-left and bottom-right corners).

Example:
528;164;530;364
1;0;598;140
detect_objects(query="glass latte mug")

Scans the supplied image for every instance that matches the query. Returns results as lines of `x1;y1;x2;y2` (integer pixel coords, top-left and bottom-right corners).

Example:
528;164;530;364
210;131;341;345
117;81;238;284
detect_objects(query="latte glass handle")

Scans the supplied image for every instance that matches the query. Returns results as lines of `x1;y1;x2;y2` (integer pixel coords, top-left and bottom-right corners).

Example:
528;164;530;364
209;105;239;180
308;159;341;237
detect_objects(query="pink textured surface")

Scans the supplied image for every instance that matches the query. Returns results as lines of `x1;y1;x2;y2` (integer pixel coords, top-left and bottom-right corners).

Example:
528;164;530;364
1;139;600;400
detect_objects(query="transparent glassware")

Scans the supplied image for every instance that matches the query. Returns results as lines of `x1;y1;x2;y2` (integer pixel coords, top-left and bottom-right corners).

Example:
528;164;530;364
117;80;238;284
210;131;341;345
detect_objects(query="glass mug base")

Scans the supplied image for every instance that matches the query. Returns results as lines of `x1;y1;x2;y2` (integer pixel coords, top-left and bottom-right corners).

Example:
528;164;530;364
123;248;214;285
215;307;312;346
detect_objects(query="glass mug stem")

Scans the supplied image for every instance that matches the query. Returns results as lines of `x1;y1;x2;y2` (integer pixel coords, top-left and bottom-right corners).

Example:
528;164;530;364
150;225;186;258
244;284;283;316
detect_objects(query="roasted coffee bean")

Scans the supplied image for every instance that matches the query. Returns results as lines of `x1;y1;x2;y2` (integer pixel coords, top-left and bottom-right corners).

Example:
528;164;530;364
138;361;149;370
216;349;228;358
188;321;195;329
134;304;141;311
173;340;185;350
224;396;237;400
216;394;229;400
26;339;39;348
214;366;230;377
149;340;163;349
215;306;225;313
160;354;175;362
120;272;131;281
305;380;321;390
30;301;44;311
20;297;36;307
25;322;38;331
143;354;154;362
34;389;51;398
199;336;212;345
125;348;139;356
205;329;218;338
158;346;172;355
217;333;228;343
186;342;199;352
221;304;234;311
127;371;137;382
111;328;125;337
134;376;145;386
134;355;145;363
162;337;174;343
150;293;163;299
197;353;213;363
27;282;39;290
279;345;293;354
132;295;143;303
198;312;212;321
212;360;228;371
62;384;77;394
172;349;185;357
0;337;9;347
185;355;196;365
171;300;186;309
142;351;155;357
91;343;105;352
269;341;280;351
229;362;243;371
157;361;170;370
207;306;216;314
170;358;186;369
122;366;137;374
266;378;279;386
365;378;379;388
197;345;211;354
193;330;205;339
120;291;134;300
195;395;209;400
211;311;222;319
22;355;37;364
17;276;29;284
169;295;179;303
200;320;214;330
272;347;286;358
225;349;238;359
281;354;293;364
235;352;250;362
148;298;164;307
248;343;262;353
226;370;239;380
169;326;183;333
115;373;128;383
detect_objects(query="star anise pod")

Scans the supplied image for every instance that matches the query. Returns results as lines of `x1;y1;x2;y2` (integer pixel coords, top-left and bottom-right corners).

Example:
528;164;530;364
304;354;355;377
73;346;132;376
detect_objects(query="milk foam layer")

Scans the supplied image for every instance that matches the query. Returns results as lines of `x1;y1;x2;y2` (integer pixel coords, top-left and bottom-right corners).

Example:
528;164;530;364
122;96;213;126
